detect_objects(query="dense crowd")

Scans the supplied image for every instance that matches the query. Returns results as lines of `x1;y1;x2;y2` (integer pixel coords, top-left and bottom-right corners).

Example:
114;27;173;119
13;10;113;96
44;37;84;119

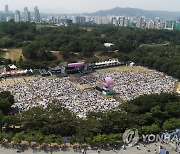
70;70;178;101
0;77;118;116
0;69;178;116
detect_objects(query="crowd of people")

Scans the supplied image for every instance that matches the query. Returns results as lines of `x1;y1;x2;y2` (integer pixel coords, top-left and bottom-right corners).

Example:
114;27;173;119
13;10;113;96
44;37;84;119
0;77;118;116
70;70;177;101
0;69;178;116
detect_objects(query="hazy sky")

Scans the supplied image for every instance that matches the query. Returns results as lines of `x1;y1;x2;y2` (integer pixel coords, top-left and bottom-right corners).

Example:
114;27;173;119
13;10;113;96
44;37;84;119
0;0;180;13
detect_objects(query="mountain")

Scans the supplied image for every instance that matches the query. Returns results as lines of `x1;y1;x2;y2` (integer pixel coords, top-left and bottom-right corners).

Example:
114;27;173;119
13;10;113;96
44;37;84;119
84;7;180;20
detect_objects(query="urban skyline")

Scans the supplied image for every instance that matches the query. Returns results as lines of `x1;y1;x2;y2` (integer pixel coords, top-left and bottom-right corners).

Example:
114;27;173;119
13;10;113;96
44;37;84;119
0;0;180;13
0;5;180;31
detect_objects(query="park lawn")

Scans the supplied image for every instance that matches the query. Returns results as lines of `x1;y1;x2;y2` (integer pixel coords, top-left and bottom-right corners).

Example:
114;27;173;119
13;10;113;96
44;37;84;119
96;65;149;72
176;83;180;93
1;48;23;61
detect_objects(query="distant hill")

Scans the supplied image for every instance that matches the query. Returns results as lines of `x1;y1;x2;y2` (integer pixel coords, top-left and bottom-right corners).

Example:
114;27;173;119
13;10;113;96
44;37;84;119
84;7;180;20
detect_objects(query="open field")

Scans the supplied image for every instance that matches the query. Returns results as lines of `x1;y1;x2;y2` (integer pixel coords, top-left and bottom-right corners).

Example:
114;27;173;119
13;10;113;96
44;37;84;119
176;83;180;93
0;48;23;61
96;65;150;72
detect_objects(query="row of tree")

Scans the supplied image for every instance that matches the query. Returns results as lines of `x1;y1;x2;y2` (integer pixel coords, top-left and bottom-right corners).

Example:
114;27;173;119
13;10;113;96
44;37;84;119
0;92;179;145
114;45;180;79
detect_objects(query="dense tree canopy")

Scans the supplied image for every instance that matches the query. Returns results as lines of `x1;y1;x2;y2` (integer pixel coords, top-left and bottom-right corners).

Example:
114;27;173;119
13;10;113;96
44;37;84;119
0;21;36;48
114;46;180;79
0;91;14;115
0;22;180;80
22;43;56;61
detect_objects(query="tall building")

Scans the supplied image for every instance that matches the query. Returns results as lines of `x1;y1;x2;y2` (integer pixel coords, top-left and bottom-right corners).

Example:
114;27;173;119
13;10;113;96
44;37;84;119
75;16;86;24
94;16;102;24
85;16;91;23
160;21;165;29
148;20;155;29
124;18;130;27
165;21;175;30
174;21;180;31
101;16;111;24
154;17;162;29
24;7;31;22
34;6;40;23
120;16;125;26
5;5;9;14
136;16;145;29
3;5;14;21
14;10;21;22
0;12;3;21
165;21;180;31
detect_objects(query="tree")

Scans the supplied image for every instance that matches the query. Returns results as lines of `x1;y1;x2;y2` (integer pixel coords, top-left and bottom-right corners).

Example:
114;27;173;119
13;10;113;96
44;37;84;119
0;37;14;47
22;43;56;61
142;124;161;134
0;91;14;115
13;131;25;145
165;102;180;118
0;111;4;132
163;119;180;130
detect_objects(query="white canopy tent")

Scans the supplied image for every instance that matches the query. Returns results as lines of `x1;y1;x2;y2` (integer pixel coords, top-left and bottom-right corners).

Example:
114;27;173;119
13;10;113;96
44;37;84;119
8;64;17;70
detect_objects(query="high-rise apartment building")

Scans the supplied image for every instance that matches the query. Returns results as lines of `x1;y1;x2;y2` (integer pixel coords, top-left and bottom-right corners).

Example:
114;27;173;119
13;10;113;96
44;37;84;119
148;20;155;29
5;5;9;14
175;21;180;30
75;16;86;24
101;16;111;24
165;21;180;31
165;21;175;30
94;16;102;25
34;6;40;23
0;12;3;21
136;16;145;29
124;18;130;27
14;10;21;22
24;7;31;22
120;16;125;26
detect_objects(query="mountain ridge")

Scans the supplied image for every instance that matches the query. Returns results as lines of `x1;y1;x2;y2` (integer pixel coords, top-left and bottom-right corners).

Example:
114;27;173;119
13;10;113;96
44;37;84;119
83;7;180;20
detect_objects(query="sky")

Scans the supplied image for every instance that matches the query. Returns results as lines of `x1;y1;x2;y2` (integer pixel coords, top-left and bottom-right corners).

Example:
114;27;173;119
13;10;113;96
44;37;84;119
0;0;180;13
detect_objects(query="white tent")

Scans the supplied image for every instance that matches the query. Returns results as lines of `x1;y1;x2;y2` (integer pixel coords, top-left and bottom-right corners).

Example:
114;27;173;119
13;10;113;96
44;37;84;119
130;62;135;67
104;43;114;47
8;64;17;70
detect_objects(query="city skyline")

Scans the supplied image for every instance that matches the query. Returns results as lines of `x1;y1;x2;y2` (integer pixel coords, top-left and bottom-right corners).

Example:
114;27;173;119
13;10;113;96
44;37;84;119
0;0;180;13
1;4;179;31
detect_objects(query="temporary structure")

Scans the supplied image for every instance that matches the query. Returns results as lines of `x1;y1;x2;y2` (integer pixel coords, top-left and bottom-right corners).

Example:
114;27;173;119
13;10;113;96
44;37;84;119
8;64;17;70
